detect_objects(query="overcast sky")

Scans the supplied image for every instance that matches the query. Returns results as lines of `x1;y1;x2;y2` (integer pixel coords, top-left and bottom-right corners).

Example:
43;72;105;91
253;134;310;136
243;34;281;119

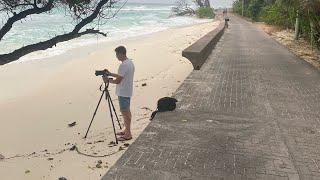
128;0;234;8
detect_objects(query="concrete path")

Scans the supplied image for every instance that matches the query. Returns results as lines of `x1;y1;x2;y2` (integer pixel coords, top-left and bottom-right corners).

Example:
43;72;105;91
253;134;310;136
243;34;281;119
102;16;320;180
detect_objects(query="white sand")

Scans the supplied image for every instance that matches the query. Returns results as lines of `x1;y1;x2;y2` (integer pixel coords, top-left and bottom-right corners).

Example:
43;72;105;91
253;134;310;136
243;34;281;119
0;20;219;180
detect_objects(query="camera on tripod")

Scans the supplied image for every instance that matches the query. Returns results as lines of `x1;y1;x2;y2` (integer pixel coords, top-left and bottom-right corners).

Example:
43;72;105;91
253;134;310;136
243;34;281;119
95;69;111;77
84;69;122;144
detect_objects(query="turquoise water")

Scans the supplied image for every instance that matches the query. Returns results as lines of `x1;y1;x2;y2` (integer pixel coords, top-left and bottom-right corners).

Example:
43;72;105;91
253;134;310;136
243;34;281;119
0;3;210;62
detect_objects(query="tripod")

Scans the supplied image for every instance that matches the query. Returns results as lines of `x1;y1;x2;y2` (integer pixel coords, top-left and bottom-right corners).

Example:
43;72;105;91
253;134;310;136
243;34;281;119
84;81;122;144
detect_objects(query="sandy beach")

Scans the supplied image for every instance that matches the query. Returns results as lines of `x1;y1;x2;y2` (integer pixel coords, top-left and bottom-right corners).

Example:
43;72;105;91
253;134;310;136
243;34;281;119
0;20;219;180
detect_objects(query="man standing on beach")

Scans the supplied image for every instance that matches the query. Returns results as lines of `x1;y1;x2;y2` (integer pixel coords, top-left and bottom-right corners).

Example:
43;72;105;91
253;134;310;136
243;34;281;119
103;46;135;141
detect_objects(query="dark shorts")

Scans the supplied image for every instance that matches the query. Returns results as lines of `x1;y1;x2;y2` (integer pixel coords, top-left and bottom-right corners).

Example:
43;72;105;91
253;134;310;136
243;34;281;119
118;96;131;112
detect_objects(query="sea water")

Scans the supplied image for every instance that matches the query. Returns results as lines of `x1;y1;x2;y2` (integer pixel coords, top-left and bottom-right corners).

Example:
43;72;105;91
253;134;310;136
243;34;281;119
0;3;210;63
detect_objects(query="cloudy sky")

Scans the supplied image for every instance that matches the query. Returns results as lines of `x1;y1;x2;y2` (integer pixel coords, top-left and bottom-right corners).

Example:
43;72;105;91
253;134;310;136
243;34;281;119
128;0;234;8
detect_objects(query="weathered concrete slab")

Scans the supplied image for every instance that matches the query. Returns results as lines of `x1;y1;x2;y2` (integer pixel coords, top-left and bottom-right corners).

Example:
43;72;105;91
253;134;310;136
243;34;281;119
102;16;320;180
182;20;226;70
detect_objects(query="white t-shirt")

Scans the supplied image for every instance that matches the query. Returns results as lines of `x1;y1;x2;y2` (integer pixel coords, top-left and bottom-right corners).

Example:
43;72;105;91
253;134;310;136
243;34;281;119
116;59;135;97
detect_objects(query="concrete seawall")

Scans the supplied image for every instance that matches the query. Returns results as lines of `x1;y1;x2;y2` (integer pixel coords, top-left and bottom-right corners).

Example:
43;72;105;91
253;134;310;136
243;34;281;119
182;20;226;70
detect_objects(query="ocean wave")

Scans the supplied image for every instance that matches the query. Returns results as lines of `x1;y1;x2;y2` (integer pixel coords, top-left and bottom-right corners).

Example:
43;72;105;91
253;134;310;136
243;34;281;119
3;4;211;64
121;8;171;11
120;5;172;11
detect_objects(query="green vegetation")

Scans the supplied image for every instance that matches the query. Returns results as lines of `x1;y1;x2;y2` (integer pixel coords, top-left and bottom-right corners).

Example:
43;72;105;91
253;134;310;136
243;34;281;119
233;0;320;49
196;7;215;19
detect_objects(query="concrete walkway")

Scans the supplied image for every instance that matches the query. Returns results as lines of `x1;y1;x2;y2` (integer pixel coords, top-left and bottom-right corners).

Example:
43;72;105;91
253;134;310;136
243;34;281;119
103;16;320;180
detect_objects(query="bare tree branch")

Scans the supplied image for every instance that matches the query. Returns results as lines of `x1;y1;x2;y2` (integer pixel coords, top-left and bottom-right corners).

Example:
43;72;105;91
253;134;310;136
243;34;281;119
72;0;109;33
0;0;128;65
0;0;54;41
0;28;106;65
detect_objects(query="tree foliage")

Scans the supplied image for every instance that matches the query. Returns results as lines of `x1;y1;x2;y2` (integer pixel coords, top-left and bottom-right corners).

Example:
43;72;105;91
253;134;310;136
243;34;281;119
172;0;213;18
233;0;320;48
0;0;124;65
196;7;215;18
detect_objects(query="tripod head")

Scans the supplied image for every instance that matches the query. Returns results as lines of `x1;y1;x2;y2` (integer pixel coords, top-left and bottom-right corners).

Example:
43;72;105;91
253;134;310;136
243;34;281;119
99;77;110;91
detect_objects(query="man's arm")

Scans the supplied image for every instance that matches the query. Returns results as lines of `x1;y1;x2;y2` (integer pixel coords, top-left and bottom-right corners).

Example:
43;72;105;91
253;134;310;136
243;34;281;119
102;70;123;84
108;73;123;84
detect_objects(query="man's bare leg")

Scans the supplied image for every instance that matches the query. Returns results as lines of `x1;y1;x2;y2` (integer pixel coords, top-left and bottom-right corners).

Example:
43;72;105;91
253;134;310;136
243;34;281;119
121;110;132;138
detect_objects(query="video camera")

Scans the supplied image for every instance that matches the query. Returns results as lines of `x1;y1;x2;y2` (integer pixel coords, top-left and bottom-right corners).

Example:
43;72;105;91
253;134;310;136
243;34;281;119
95;69;111;77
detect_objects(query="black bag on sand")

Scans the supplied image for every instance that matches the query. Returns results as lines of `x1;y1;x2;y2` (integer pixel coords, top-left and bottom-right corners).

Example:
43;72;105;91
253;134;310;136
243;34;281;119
150;97;178;120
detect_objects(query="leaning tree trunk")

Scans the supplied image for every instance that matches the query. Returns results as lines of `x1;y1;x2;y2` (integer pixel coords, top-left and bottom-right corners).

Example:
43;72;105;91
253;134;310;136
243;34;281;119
294;10;300;40
195;0;204;7
0;29;106;65
204;0;210;7
310;19;315;50
0;0;110;65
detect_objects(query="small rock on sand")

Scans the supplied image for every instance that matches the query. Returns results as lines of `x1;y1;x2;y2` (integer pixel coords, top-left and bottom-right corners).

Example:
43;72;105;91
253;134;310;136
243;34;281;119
25;170;30;174
70;145;76;151
0;154;5;160
142;83;147;87
124;143;130;147
68;122;76;127
109;141;116;145
59;177;67;180
94;140;104;144
48;158;54;161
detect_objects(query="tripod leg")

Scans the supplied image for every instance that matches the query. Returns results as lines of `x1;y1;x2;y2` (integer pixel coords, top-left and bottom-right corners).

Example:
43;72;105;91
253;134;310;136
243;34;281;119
106;90;122;129
84;90;105;139
106;91;119;144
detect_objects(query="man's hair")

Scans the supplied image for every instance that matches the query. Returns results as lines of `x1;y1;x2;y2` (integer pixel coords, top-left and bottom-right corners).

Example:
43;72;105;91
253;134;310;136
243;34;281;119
115;46;126;55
